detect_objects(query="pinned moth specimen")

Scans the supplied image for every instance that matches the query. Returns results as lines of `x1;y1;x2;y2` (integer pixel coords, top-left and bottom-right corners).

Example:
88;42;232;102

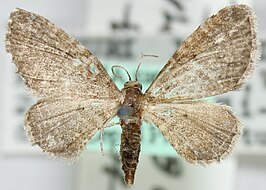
6;5;259;185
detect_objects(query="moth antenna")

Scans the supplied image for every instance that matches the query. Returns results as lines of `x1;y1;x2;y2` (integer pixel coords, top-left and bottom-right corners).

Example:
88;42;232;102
111;65;132;81
135;53;158;81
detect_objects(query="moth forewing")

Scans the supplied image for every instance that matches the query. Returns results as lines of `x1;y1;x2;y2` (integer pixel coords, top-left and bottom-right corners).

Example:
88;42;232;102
145;4;260;102
6;8;121;100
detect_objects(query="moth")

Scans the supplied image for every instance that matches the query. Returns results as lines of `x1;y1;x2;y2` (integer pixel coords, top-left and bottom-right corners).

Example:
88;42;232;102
6;5;259;185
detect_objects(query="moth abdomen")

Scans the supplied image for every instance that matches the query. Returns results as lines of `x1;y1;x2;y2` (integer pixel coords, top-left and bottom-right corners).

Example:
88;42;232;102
120;120;141;185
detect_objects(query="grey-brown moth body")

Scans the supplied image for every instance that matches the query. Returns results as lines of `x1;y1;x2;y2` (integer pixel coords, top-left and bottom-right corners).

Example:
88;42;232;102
118;81;143;185
5;5;260;185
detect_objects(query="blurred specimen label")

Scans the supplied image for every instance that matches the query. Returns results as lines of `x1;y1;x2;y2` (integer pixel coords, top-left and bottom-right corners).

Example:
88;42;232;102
5;5;259;185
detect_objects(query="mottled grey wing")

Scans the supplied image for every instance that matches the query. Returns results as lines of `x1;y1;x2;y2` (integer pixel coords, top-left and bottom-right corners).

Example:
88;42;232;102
25;98;118;158
6;8;120;100
143;101;242;163
5;8;122;158
145;5;259;102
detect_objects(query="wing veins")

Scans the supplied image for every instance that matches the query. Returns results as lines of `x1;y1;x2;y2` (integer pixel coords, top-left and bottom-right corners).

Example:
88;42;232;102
8;18;79;59
36;106;84;123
